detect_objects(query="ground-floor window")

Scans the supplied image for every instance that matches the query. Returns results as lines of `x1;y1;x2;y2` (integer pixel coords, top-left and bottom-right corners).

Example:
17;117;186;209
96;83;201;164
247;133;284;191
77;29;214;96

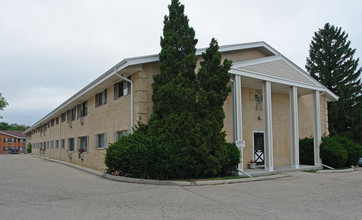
68;138;75;152
114;130;129;142
78;136;88;153
61;139;65;149
96;133;106;149
55;140;59;149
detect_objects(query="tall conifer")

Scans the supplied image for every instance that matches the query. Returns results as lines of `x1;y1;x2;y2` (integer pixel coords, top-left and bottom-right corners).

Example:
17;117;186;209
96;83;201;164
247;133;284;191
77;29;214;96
306;23;362;143
196;38;233;176
148;0;199;176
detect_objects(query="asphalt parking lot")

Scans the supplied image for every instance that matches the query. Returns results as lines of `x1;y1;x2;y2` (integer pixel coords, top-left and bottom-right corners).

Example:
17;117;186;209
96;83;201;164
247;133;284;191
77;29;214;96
1;154;361;220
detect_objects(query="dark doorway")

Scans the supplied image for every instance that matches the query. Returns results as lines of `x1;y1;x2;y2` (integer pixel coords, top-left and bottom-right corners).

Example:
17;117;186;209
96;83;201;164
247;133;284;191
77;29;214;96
253;132;264;165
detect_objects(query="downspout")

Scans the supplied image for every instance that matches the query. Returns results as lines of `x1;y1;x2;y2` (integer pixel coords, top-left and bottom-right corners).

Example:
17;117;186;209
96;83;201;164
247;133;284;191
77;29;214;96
114;68;134;133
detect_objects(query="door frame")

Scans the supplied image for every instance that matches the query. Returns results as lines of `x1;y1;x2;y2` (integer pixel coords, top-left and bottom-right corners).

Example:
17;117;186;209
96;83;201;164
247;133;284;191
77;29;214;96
252;130;265;165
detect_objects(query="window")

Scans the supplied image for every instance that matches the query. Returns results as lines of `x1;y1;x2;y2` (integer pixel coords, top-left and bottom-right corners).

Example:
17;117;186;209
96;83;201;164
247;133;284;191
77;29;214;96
51;141;54;149
95;133;106;149
114;78;131;99
95;89;107;107
61;139;65;149
68;138;75;152
55;140;59;149
4;138;15;142
47;141;49;149
56;117;59;125
18;139;26;143
61;113;66;122
67;107;76;122
78;136;88;152
114;130;129;142
51;119;54;127
77;101;88;118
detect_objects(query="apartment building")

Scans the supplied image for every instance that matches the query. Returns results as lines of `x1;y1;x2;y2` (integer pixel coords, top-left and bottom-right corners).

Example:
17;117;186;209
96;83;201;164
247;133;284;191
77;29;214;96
24;42;338;172
0;131;26;154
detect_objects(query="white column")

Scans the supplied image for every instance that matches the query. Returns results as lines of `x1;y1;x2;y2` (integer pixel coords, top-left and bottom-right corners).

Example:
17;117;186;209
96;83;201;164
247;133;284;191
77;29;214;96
263;81;273;171
313;90;322;166
235;75;244;171
289;86;299;169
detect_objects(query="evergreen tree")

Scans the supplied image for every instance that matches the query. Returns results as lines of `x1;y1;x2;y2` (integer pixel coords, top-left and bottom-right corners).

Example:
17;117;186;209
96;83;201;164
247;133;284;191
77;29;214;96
196;38;233;176
148;0;200;177
306;23;362;144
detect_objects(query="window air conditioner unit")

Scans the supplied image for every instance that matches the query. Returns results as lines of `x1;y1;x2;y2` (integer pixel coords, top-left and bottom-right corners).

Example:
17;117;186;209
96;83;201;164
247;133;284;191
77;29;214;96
80;117;84;124
68;121;72;128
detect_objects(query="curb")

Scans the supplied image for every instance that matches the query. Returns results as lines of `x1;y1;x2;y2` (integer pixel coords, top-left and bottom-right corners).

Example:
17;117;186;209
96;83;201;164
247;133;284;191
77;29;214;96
316;168;354;173
30;155;290;186
103;173;289;186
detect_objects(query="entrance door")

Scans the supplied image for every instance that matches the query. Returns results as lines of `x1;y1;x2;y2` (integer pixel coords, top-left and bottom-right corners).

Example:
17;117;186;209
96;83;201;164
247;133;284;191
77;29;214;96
253;132;264;165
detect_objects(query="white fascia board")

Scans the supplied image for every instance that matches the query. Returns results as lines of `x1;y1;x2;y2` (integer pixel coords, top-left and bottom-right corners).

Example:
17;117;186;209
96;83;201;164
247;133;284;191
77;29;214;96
0;131;25;139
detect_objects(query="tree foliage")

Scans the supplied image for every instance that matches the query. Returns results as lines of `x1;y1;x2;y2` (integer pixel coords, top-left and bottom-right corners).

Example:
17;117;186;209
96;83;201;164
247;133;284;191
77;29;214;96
306;23;362;144
105;0;240;179
0;93;9;119
0;122;29;131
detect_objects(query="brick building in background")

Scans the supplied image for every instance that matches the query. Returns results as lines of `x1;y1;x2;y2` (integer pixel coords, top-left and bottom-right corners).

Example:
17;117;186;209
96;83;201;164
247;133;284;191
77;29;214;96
0;131;26;154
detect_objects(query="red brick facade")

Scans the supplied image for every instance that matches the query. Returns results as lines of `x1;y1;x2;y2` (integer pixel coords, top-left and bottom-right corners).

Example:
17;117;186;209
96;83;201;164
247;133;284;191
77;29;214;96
0;131;26;154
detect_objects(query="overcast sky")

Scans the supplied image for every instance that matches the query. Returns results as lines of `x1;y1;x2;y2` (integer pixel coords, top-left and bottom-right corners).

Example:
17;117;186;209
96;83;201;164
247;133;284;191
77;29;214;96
1;0;361;126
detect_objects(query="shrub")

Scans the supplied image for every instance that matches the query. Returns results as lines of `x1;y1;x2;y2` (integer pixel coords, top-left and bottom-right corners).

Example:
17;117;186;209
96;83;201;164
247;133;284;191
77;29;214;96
320;136;348;168
299;136;314;165
27;143;32;153
334;135;362;166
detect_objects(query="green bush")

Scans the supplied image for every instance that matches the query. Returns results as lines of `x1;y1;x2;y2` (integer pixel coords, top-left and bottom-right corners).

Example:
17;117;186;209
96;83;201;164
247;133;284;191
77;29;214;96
334;135;362;166
27;143;32;153
299;136;314;165
320;136;348;168
105;124;240;180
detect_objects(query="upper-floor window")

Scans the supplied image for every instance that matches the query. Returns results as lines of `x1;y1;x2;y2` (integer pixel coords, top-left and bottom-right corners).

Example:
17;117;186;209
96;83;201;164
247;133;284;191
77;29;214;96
114;78;131;99
51;119;54;127
95;89;107;107
56;117;59;125
61;113;66;122
77;101;88;118
4;138;15;142
67;107;76;122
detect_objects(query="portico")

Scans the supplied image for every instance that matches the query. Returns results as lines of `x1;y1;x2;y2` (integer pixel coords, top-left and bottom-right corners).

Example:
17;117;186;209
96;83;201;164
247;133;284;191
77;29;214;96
230;55;338;172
